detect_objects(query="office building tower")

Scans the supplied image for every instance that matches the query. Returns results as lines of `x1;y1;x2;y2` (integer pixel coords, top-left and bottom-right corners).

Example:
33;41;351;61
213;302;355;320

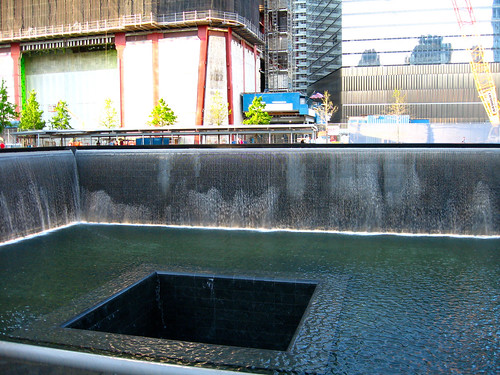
311;0;500;123
264;0;341;93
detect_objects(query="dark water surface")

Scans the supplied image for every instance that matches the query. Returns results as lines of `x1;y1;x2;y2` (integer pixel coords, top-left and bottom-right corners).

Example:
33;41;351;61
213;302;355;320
0;224;498;373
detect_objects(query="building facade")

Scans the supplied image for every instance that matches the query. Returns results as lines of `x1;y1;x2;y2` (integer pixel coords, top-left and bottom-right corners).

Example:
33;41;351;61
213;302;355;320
493;0;500;61
265;0;341;93
0;0;263;130
3;1;500;127
311;0;500;124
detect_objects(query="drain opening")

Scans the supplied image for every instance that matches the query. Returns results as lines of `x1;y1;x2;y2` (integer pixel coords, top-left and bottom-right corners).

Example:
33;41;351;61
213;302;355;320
64;272;317;351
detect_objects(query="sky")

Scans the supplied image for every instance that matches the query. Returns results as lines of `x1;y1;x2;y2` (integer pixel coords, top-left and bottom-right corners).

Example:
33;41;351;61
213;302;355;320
342;0;497;66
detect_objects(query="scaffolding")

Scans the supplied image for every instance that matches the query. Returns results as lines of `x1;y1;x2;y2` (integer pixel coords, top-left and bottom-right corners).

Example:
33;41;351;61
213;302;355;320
265;0;294;92
264;0;341;93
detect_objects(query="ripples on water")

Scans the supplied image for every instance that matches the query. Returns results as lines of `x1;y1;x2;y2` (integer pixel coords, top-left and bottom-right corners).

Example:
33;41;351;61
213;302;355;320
0;224;498;374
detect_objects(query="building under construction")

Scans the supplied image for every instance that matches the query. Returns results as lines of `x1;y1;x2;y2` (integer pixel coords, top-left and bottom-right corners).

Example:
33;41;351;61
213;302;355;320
262;0;500;126
311;0;500;124
0;0;263;129
4;1;500;128
264;0;341;93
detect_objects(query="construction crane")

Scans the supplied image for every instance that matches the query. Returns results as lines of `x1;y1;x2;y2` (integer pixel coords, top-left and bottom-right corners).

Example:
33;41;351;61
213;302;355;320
452;0;500;132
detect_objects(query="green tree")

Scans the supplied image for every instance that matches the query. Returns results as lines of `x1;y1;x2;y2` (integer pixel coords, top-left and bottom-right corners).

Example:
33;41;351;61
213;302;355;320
0;79;18;133
312;90;338;125
208;91;231;125
148;98;177;127
50;101;72;130
19;90;45;130
100;98;119;129
386;89;407;117
243;96;271;125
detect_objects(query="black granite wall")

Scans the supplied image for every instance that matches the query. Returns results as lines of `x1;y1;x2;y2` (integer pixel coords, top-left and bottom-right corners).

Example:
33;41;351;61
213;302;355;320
65;272;316;351
0;147;498;242
66;272;160;338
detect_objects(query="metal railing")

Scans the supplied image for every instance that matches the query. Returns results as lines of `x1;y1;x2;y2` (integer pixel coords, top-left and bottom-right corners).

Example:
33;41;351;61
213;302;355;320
0;11;263;43
0;14;153;42
156;10;263;41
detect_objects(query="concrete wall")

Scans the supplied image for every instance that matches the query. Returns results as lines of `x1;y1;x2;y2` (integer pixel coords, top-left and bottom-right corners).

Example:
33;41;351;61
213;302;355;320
204;34;229;125
231;39;259;124
349;122;496;143
232;39;244;125
122;40;154;127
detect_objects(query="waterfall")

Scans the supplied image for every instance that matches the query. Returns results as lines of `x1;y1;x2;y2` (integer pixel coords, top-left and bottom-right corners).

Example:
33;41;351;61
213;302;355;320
0;151;80;243
75;148;499;236
0;147;497;242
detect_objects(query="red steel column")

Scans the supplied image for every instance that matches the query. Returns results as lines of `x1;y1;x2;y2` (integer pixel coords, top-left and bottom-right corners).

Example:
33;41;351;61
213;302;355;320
148;33;162;106
10;43;21;114
115;33;126;127
196;26;209;128
253;45;259;93
225;28;234;125
241;40;246;93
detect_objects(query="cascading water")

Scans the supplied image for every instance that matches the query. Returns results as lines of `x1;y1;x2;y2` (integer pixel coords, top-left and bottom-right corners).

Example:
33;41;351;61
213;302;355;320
76;148;499;236
0;147;498;243
0;151;80;243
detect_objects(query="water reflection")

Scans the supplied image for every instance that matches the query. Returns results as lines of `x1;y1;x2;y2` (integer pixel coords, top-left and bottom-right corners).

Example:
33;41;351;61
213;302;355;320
0;224;498;373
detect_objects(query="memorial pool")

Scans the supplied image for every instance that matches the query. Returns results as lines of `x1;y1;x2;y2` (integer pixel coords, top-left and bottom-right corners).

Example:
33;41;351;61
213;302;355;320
1;224;498;373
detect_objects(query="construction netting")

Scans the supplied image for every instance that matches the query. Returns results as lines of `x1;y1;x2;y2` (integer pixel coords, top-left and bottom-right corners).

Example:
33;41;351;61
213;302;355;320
1;0;155;32
0;0;261;36
159;0;260;26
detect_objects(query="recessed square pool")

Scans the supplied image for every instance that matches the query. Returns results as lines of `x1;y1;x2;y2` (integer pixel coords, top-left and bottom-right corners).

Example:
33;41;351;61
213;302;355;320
64;272;317;351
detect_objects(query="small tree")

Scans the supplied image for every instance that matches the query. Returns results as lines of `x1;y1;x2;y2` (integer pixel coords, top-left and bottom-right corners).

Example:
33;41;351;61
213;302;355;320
208;91;231;125
50;101;72;130
100;98;119;129
386;89;407;117
20;90;45;130
148;98;177;127
0;79;18;133
243;96;271;125
312;90;338;125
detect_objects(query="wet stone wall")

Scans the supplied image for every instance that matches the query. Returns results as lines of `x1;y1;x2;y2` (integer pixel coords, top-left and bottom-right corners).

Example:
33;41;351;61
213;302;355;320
0;150;80;243
76;148;499;236
65;272;316;351
0;147;498;243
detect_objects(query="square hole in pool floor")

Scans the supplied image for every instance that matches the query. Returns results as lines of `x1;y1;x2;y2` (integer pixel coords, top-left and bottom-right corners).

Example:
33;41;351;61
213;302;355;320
64;272;317;351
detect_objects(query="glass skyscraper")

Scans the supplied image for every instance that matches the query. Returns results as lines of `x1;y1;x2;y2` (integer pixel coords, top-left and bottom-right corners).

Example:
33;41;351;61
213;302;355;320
342;0;495;67
265;0;341;92
302;1;341;90
306;0;500;123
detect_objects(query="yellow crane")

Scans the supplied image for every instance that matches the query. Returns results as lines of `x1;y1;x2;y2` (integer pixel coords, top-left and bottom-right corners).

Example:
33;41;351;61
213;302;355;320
452;0;500;132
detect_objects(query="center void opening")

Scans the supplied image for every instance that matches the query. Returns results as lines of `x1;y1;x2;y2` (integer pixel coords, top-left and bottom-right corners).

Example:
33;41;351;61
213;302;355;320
64;272;317;351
